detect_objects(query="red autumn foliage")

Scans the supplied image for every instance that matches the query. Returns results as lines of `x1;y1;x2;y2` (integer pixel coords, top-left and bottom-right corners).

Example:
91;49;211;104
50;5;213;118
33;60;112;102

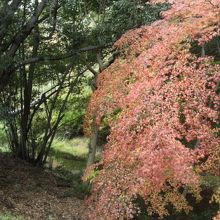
84;0;220;219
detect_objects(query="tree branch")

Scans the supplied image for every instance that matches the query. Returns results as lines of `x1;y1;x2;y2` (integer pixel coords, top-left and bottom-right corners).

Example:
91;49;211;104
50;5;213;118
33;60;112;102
9;67;88;116
15;43;113;67
78;54;99;76
6;0;47;57
40;0;59;41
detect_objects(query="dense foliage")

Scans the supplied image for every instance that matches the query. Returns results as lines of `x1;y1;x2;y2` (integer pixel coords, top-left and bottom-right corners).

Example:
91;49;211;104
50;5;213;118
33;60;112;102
0;0;99;164
0;0;166;164
88;0;169;45
84;0;220;219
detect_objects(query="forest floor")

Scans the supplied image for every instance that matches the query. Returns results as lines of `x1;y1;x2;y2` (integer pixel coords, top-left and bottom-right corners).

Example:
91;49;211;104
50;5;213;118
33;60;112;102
0;138;91;220
0;138;219;220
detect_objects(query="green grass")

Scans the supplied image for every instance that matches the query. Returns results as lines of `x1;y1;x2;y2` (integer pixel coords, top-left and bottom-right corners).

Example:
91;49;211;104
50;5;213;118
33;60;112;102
52;137;89;158
48;137;89;171
47;136;91;199
0;214;24;220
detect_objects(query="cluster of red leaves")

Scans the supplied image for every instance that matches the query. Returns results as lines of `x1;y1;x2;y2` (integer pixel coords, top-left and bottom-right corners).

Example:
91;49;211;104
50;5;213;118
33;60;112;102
84;0;220;219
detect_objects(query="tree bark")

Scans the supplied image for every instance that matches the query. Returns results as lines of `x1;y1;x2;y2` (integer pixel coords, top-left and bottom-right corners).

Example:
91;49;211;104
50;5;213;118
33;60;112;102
86;51;104;167
87;121;98;167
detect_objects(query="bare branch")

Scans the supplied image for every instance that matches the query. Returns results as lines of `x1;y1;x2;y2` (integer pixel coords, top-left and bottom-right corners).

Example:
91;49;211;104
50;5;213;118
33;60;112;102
205;0;220;7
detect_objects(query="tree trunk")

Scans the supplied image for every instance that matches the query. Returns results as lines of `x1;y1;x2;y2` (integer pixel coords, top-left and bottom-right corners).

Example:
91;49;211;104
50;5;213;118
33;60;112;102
87;121;98;167
86;51;104;167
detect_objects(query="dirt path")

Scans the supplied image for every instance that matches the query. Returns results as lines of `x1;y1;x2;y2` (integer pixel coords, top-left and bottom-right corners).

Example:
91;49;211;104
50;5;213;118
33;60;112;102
0;154;87;220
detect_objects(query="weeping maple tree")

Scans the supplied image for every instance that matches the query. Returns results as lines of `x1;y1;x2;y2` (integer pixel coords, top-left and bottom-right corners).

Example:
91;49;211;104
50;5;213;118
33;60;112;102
84;0;220;219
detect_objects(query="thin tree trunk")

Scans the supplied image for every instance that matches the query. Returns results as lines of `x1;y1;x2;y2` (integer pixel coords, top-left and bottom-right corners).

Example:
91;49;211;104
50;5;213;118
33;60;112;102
87;121;98;167
19;6;40;160
86;51;104;167
201;45;206;57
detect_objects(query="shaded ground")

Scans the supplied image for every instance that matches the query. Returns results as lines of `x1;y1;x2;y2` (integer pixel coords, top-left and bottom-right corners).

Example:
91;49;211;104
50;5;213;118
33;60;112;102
0;154;88;220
